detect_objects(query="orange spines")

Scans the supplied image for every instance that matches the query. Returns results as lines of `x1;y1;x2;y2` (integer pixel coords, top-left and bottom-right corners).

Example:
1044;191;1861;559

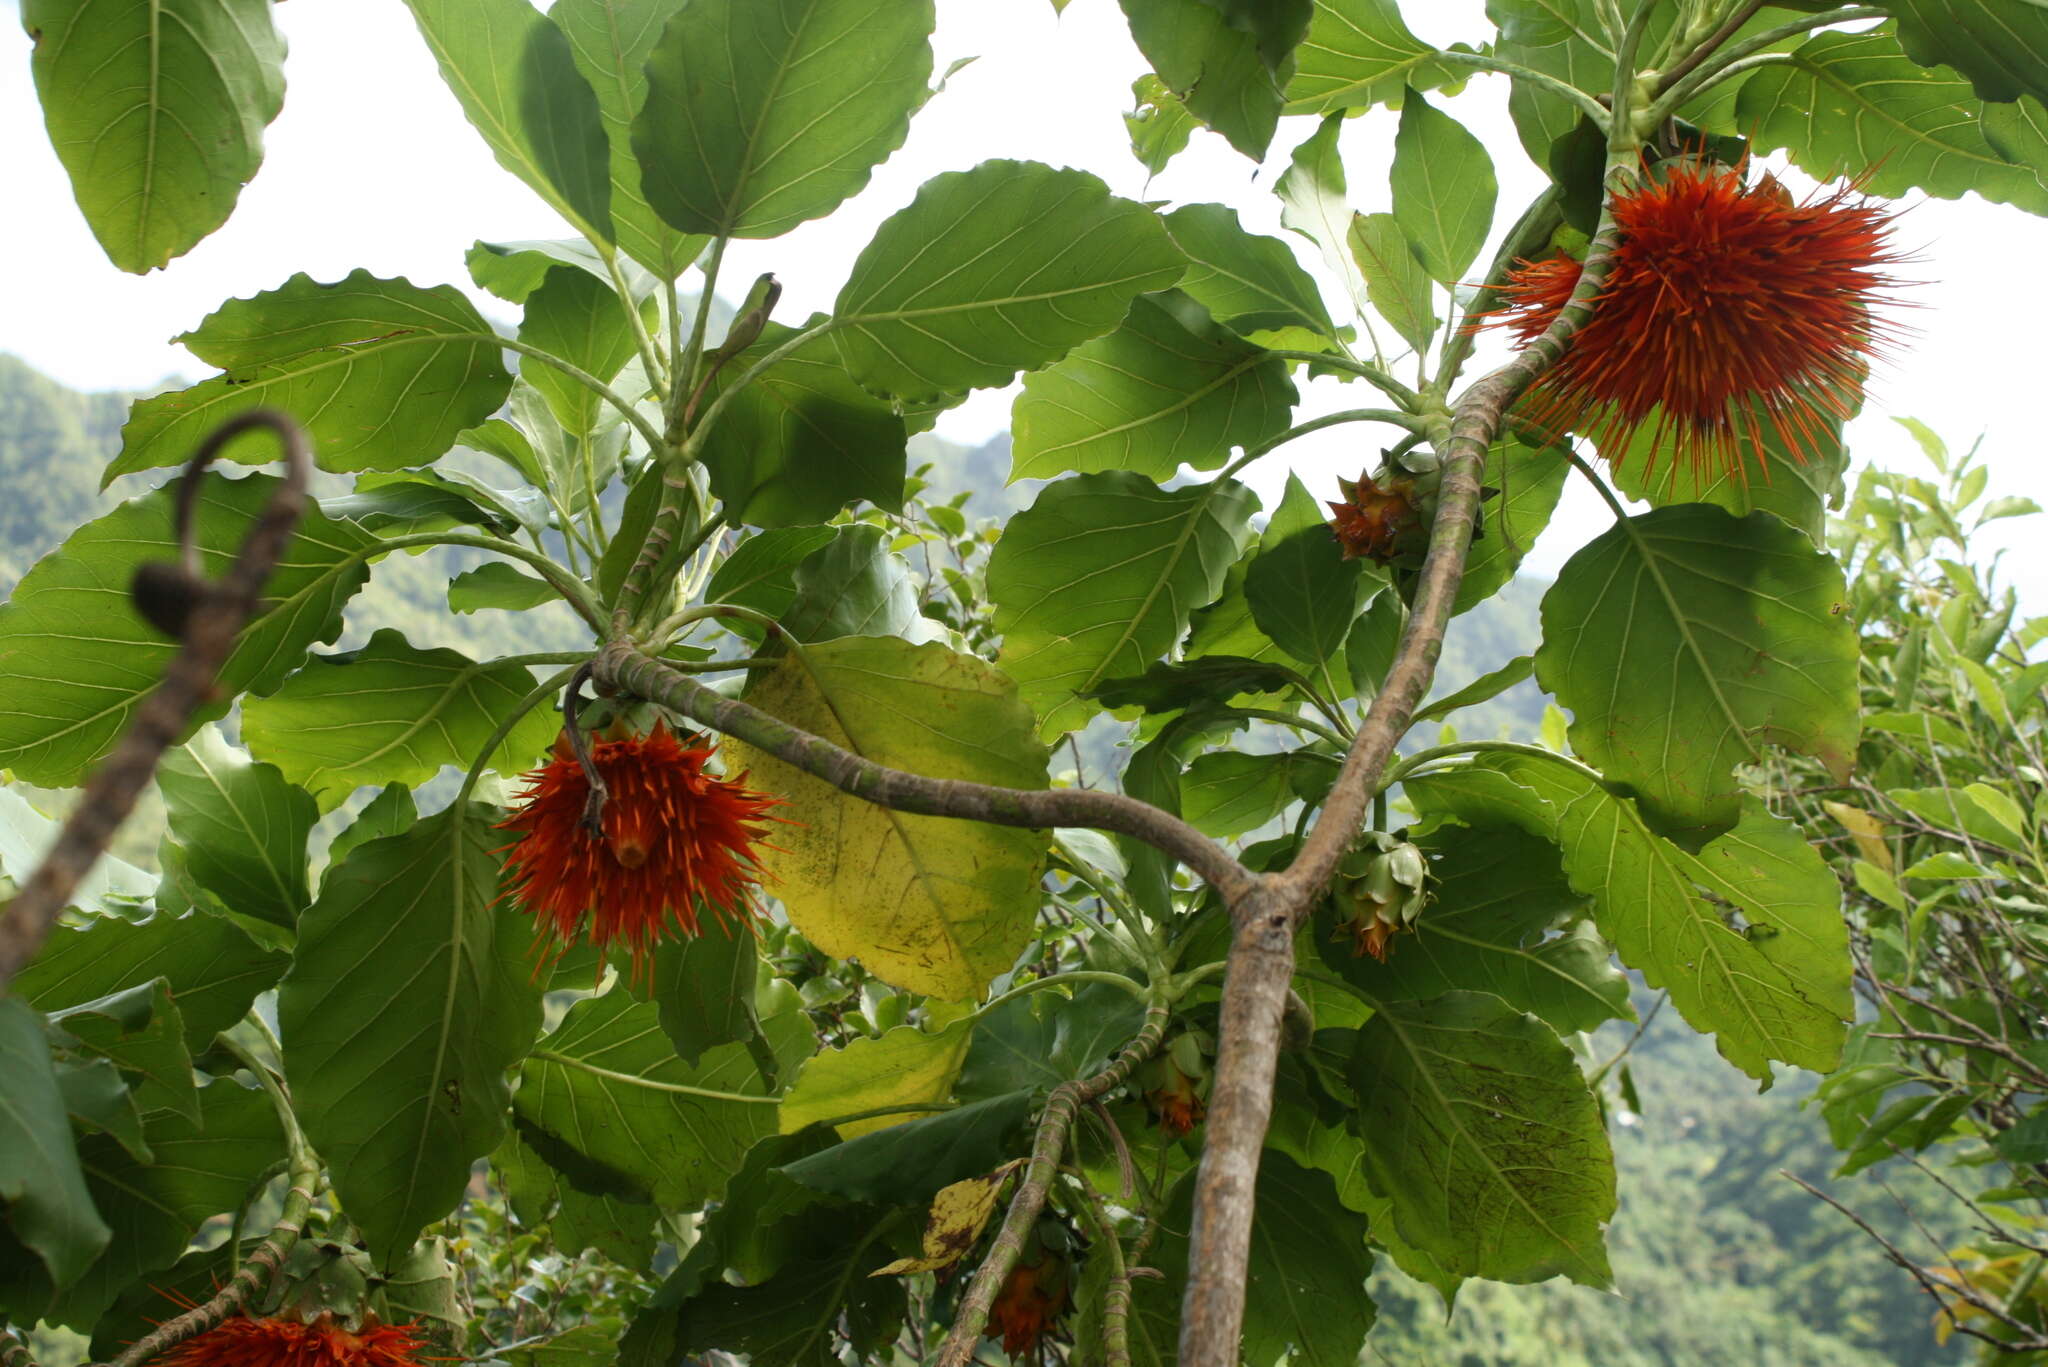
149;1313;431;1367
1483;162;1904;485
1326;470;1425;564
497;720;783;981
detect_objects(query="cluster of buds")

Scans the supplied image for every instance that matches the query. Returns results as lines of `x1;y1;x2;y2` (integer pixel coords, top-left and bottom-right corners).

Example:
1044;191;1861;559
989;1219;1075;1356
1326;466;1427;566
1139;1030;1213;1138
1329;831;1432;962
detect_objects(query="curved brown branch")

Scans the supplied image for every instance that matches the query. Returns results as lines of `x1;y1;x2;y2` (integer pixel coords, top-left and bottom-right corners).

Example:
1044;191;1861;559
593;641;1256;901
1175;202;1631;1366
0;410;312;993
934;1005;1169;1367
0;1325;36;1367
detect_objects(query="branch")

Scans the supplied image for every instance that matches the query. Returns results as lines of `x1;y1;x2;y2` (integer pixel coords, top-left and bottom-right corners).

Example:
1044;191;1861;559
933;1006;1169;1367
0;1326;34;1367
591;642;1257;902
1175;181;1634;1367
0;411;311;992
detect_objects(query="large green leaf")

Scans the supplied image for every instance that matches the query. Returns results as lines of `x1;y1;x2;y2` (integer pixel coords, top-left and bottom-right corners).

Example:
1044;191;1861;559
157;726;315;931
1535;503;1860;835
730;636;1050;999
1276;115;1373;320
833;161;1187;401
243;630;560;811
279;805;545;1265
778;1017;972;1138
551;0;710;277
0;788;155;916
1889;0;2048;105
1245;473;1370;667
519;266;647;440
402;0;613;245
1738;26;2048;213
775;526;928;644
1284;0;1462;114
642;926;755;1066
775;1093;1035;1205
1180;751;1322;838
990;472;1259;737
1117;0;1309;160
1391;90;1497;284
47;978;197;1124
0;473;376;787
697;319;909;528
496;1130;658;1270
631;0;934;238
34;1079;284;1332
515;990;795;1210
1161;203;1343;345
1606;395;1853;546
1235;1152;1377;1365
956;983;1150;1100
1348;992;1615;1286
13;912;286;1055
1320;824;1629;1033
109;272;514;481
0;999;108;1296
1408;754;1854;1080
1010;291;1296;482
22;0;284;273
1454;437;1569;615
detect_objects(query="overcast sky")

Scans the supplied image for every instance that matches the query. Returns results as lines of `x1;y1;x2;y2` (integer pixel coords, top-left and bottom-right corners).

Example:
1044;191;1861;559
4;0;2045;599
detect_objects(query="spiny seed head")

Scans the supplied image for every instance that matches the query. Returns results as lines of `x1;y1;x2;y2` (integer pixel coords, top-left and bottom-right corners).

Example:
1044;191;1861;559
148;1313;432;1367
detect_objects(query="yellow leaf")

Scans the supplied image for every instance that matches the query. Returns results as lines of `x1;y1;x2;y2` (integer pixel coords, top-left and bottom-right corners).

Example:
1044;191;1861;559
779;1016;972;1139
872;1160;1026;1277
1822;800;1891;871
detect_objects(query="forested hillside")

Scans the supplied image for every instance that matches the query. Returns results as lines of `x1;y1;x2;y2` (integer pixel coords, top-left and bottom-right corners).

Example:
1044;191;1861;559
0;356;1960;1365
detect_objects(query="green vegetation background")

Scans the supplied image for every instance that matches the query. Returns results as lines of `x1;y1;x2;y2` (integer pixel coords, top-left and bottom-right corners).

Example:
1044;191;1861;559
0;354;1965;1365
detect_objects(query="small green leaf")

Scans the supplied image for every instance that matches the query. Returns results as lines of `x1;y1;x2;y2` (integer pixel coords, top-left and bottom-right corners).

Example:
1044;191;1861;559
1455;438;1569;615
1085;655;1306;713
1163;203;1343;345
280;805;546;1265
110;272;514;482
1391;90;1498;284
244;631;560;811
1283;0;1461;114
1413;655;1536;724
1348;213;1439;354
466;236;637;304
632;0;934;238
957;983;1150;1100
1126;74;1198;178
519;266;647;440
834;161;1187;401
0;788;156;916
778;525;927;644
1349;992;1615;1286
703;527;843;631
1181;751;1309;838
1276;115;1373;320
323;471;523;539
448;563;559;615
1901;851;1994;879
23;0;284;272
402;0;613;244
47;979;197;1124
643;926;756;1066
991;472;1259;738
1011;291;1296;482
1118;0;1309;160
158;726;315;930
0;999;109;1295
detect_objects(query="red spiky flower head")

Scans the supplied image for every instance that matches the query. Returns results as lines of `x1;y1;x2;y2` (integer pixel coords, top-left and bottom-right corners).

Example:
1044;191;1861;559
1484;161;1904;485
1326;470;1425;564
149;1312;431;1367
497;721;783;980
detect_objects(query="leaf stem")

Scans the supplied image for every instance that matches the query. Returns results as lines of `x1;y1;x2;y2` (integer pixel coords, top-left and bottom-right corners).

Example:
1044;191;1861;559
972;969;1156;1022
1646;5;1881;125
1259;352;1422;411
440;332;666;456
670;237;729;442
453;665;580;810
1221;408;1426;483
604;254;668;395
526;1047;782;1103
1430;50;1614;127
369;530;603;631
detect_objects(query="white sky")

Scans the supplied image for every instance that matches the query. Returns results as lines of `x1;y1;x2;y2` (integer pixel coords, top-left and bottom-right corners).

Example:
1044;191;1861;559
3;0;2045;599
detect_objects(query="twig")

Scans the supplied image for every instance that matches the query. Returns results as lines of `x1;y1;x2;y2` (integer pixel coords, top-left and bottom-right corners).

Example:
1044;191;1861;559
0;1326;35;1367
933;1006;1169;1367
0;411;311;992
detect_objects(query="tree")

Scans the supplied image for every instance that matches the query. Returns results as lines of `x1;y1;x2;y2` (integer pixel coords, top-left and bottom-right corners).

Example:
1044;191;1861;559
3;1;2045;1364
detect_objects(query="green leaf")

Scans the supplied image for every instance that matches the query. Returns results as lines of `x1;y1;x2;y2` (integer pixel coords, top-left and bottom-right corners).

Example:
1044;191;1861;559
157;726;315;931
279;805;546;1264
1276;114;1373;320
1391;90;1497;284
674;1129;840;1288
331;785;419;869
1118;0;1309;160
731;637;1050;999
1085;655;1306;713
1535;503;1860;835
519;266;646;440
1900;850;1993;879
323;471;523;539
39;1078;285;1331
53;1058;151;1164
0;999;109;1294
552;0;712;278
1162;203;1342;345
110;272;514;481
643;926;755;1066
1010;291;1296;482
0;788;156;916
498;1131;658;1271
632;0;934;238
1413;655;1535;724
1284;0;1462;114
1126;74;1198;178
1348;212;1439;354
779;1017;972;1139
402;0;613;244
244;630;560;812
47;979;197;1124
697;319;909;528
22;0;284;273
833;161;1187;401
703;527;843;631
775;1093;1034;1204
1888;0;2048;105
1235;1151;1377;1365
1737;26;2048;214
1181;751;1319;838
515;990;793;1210
1245;473;1369;666
0;473;376;787
1455;437;1569;615
448;562;559;614
13;912;286;1055
1348;992;1615;1286
990;472;1259;738
466;236;636;304
956;983;1150;1100
1408;755;1854;1080
1321;824;1628;1033
777;525;928;644
1607;394;1852;546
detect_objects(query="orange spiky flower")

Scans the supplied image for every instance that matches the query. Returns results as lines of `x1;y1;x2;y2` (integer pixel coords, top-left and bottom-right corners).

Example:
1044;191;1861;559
1483;161;1904;485
149;1312;431;1367
497;721;783;980
1326;470;1424;564
989;1243;1071;1356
